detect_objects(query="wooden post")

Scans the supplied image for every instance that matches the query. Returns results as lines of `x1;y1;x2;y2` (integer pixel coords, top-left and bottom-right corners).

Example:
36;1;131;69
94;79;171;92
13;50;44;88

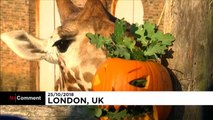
164;0;213;119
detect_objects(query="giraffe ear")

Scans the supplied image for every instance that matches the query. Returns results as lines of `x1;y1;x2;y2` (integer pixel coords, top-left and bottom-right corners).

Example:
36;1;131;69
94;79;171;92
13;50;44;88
56;0;81;24
0;30;47;60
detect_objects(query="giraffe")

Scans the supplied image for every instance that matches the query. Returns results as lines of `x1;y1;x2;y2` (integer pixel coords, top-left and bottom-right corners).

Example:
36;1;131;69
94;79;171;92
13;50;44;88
0;0;117;91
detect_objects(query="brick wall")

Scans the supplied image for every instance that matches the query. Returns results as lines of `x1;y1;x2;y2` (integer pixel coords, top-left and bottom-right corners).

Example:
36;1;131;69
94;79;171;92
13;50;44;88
0;0;37;91
142;0;165;30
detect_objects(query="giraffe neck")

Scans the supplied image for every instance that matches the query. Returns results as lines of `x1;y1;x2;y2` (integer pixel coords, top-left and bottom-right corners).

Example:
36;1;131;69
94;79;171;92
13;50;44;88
55;55;89;91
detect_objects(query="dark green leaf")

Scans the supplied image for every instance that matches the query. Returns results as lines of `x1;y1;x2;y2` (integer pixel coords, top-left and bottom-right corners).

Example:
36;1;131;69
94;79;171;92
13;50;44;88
108;109;129;120
112;19;127;44
123;36;136;51
94;107;102;117
131;48;146;61
152;31;175;45
86;33;111;48
114;45;130;59
144;40;167;56
134;24;148;47
130;23;138;35
143;21;156;38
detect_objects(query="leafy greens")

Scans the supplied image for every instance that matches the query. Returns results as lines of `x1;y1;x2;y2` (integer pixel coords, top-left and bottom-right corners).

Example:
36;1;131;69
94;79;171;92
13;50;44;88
86;19;175;61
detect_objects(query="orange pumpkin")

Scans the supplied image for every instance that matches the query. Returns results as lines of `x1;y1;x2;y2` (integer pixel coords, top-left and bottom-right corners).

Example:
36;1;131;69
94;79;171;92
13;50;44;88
92;58;173;120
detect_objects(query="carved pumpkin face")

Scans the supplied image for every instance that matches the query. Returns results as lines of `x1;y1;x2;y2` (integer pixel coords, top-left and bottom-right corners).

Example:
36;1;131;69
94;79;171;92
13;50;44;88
92;58;173;91
92;58;173;120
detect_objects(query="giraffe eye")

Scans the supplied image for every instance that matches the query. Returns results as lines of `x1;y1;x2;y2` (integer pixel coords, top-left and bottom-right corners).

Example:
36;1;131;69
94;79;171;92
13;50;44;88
52;39;72;53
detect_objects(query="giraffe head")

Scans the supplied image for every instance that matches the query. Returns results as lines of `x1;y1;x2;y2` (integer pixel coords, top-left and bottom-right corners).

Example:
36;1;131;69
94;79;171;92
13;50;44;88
0;0;117;91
